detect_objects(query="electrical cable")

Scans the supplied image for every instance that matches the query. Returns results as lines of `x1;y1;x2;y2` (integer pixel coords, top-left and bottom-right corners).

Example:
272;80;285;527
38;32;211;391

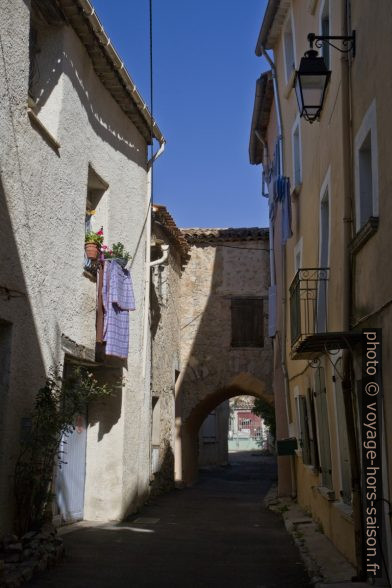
149;0;154;206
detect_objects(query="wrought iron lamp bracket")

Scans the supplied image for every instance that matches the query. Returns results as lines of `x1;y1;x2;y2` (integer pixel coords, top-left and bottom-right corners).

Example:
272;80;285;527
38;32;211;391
307;31;356;57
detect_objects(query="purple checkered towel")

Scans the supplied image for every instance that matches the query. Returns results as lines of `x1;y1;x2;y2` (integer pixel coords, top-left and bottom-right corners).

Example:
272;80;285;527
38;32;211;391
103;260;135;359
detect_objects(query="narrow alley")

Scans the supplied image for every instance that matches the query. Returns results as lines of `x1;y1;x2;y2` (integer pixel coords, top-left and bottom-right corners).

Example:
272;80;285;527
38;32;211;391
28;454;309;588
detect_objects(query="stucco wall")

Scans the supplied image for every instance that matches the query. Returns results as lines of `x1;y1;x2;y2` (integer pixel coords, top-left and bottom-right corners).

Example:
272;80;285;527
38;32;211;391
0;1;152;530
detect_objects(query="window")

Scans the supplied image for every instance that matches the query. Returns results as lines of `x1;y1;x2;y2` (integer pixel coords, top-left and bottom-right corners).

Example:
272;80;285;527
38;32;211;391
320;0;330;70
240;418;251;428
294;237;303;273
296;395;311;464
333;358;351;504
231;298;264;348
28;3;65;109
283;14;296;82
354;100;379;232
85;166;108;235
317;171;330;333
292;117;302;188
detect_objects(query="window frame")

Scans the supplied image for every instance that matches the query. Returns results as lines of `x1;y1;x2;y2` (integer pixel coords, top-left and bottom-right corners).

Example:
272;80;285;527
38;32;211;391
282;10;297;84
291;115;302;189
354;100;379;233
319;0;331;70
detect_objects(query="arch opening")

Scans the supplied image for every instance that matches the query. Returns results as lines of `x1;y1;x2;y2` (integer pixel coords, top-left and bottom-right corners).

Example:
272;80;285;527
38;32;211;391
175;375;275;486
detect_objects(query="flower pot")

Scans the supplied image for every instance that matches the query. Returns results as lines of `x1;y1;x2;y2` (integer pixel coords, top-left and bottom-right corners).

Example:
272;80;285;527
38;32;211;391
85;242;99;260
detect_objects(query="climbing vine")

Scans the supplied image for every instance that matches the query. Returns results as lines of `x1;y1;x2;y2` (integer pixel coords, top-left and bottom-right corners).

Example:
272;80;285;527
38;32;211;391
14;365;115;536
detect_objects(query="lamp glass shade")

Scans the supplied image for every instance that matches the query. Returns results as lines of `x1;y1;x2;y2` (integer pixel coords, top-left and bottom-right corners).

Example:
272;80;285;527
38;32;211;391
295;51;331;122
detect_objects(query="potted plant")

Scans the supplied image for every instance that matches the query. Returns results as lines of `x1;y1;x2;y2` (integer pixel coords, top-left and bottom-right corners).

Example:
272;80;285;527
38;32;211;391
85;228;104;260
102;242;131;267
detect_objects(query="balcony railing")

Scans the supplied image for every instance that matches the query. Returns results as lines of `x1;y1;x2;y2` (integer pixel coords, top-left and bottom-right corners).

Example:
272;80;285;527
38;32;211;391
289;268;329;351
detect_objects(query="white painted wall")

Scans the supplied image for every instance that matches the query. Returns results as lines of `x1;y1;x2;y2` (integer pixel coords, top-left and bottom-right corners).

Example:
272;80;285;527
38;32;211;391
0;1;152;530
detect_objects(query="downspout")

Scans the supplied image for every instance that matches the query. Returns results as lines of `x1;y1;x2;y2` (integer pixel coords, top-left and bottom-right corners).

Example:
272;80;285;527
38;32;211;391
259;46;295;497
142;141;166;378
150;244;169;268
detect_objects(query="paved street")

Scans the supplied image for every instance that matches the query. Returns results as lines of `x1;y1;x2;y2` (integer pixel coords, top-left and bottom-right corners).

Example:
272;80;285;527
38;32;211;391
29;453;309;588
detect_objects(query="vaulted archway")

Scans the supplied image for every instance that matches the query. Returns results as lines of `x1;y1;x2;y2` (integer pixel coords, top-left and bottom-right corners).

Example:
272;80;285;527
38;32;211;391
175;372;273;485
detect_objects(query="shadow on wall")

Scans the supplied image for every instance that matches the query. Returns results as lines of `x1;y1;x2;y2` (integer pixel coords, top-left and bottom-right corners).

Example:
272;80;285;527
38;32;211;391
30;19;146;167
175;240;274;486
87;365;123;442
149;441;175;497
0;179;47;535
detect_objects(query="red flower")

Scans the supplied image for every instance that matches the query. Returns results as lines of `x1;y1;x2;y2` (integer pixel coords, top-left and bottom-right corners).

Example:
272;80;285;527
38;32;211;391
97;230;103;236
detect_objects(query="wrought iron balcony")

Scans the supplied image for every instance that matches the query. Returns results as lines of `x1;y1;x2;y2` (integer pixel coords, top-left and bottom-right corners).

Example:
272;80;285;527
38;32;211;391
289;267;361;359
290;268;329;357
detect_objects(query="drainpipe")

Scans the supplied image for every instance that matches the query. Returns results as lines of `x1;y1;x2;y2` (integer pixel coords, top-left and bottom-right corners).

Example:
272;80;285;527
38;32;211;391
150;244;169;268
259;46;295;497
142;142;165;378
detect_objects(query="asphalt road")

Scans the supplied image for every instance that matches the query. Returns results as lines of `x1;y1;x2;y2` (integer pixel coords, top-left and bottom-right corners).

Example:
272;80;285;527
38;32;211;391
28;452;309;587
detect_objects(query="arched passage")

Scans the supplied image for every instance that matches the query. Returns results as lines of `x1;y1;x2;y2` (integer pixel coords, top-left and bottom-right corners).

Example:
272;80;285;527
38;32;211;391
175;372;273;485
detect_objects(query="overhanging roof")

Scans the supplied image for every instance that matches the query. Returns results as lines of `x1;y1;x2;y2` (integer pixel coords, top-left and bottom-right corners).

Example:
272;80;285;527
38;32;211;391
181;227;269;244
152;205;190;265
255;0;291;54
35;0;165;145
249;71;274;165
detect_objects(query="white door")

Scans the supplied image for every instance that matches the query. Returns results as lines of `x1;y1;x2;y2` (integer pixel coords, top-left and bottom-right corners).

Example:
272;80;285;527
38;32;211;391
56;414;87;522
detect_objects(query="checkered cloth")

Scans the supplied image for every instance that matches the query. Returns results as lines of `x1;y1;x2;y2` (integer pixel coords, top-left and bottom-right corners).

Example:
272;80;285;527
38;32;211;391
102;260;135;358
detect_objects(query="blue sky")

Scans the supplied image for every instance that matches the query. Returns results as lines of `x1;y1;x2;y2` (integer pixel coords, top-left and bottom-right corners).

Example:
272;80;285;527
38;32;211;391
93;0;269;228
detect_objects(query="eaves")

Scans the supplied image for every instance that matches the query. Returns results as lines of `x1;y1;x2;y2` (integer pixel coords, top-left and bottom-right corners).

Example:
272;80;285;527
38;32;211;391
255;0;291;54
55;0;164;145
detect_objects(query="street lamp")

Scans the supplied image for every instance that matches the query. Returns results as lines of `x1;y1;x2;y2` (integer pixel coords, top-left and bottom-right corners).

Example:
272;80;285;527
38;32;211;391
295;31;356;123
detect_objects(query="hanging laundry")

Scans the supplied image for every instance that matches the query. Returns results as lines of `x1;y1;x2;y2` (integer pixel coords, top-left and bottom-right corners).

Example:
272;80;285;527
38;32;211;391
102;260;135;359
281;176;293;245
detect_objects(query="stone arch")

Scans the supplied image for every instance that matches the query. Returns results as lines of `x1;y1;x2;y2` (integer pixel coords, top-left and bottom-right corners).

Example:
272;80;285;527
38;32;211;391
175;372;273;486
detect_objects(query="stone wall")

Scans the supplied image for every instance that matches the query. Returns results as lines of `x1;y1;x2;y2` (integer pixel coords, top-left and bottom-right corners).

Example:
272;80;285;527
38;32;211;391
176;230;273;482
150;222;183;493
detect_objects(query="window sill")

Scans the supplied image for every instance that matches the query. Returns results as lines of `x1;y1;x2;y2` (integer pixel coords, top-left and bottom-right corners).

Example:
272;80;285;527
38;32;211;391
350;216;379;255
332;500;353;522
291;182;302;198
28;108;60;153
284;69;296;99
315;485;336;501
307;0;318;14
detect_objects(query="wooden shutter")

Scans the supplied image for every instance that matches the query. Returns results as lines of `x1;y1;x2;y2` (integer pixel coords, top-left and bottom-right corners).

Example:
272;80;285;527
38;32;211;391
314;367;333;489
298;396;311;465
231;298;264;347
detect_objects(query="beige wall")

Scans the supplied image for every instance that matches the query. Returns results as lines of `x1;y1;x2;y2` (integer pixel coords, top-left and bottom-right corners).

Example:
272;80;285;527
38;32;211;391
262;0;357;565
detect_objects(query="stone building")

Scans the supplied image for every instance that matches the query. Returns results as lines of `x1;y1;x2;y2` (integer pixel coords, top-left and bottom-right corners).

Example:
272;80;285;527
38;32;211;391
150;204;189;493
250;0;392;579
175;228;273;485
0;0;164;532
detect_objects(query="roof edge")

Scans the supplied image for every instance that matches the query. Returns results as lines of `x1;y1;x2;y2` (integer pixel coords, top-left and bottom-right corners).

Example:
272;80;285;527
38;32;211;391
255;0;281;55
67;0;164;145
249;71;273;165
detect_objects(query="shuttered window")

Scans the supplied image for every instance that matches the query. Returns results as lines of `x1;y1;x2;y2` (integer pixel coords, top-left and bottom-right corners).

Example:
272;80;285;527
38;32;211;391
231;298;264;348
314;367;333;489
297;396;311;465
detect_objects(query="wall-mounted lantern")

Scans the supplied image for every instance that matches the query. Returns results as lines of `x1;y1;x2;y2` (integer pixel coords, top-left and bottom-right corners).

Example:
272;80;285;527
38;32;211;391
295;32;356;123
